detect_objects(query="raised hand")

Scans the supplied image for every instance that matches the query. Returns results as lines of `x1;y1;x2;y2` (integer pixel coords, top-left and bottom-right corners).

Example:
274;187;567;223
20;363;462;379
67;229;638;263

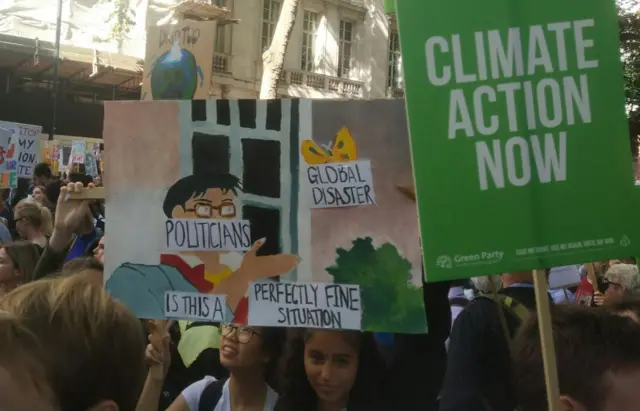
54;182;95;236
593;291;605;307
146;320;173;381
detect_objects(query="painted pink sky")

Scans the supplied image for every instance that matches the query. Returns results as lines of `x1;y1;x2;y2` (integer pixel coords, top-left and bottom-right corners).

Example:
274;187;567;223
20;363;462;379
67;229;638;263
103;101;181;195
310;100;421;283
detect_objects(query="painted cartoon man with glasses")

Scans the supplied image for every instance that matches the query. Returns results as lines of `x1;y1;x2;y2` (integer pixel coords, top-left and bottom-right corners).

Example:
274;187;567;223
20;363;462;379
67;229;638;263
160;172;299;323
106;171;299;323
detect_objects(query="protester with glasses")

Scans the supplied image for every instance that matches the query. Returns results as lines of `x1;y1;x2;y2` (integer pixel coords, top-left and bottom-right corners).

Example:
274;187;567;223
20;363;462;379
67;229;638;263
593;263;640;307
136;322;285;411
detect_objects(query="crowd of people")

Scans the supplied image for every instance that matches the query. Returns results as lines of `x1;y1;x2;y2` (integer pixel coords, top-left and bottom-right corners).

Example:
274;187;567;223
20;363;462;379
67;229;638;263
0;162;639;411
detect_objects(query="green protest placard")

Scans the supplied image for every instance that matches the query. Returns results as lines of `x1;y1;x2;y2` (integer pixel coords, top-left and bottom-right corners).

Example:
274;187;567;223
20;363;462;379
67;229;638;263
384;0;395;14
396;0;636;282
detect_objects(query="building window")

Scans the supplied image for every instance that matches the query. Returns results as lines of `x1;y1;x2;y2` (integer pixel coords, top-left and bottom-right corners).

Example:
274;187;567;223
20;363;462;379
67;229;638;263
387;30;402;89
300;11;318;72
262;0;281;51
190;99;300;261
338;20;354;78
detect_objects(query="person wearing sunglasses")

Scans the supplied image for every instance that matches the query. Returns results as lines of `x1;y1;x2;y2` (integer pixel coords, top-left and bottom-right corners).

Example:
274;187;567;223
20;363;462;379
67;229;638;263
137;322;285;411
593;263;640;307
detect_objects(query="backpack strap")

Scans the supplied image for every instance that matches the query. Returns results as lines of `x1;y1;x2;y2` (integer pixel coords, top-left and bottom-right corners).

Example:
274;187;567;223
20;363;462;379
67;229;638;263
476;294;530;325
198;378;226;411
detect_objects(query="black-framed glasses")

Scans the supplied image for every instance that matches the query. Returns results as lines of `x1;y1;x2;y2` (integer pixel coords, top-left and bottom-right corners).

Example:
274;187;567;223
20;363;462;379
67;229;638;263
185;202;236;219
220;323;260;344
599;278;624;292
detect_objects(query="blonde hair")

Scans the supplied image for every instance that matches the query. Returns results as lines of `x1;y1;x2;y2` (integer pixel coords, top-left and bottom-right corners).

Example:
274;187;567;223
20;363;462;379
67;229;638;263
471;275;503;293
0;311;52;404
14;199;52;236
0;275;146;411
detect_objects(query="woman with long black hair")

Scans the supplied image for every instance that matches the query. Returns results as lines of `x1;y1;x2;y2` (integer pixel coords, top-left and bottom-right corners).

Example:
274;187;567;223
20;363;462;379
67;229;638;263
276;330;388;411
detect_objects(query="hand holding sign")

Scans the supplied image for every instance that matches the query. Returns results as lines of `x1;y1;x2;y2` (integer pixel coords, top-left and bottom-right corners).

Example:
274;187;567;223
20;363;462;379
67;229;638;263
146;320;173;381
55;182;95;234
49;182;96;252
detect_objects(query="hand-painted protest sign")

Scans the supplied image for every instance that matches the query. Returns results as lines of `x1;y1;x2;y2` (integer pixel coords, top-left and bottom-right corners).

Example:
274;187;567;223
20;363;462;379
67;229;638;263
0;128;11;173
104;99;427;333
164;291;226;322
396;1;636;281
0;128;16;188
71;140;86;164
248;281;362;330
163;218;252;252
305;160;376;208
0;121;42;179
84;151;99;177
141;20;216;100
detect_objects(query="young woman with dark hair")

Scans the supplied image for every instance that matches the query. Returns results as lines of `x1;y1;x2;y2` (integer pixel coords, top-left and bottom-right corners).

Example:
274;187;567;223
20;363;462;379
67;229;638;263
136;322;286;411
276;330;388;411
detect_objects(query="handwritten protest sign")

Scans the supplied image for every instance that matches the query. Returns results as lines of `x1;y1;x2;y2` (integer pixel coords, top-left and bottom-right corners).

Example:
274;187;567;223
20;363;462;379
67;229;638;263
104;99;427;333
71;140;86;164
15;136;40;178
0;128;15;189
142;20;216;100
248;281;362;330
305;160;376;208
397;1;636;280
163;218;252;252
0;128;11;172
164;291;226;322
0;121;42;178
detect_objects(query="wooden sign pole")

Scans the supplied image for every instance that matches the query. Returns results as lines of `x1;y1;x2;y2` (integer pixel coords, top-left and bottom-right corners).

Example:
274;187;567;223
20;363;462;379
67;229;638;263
586;262;599;293
532;269;562;411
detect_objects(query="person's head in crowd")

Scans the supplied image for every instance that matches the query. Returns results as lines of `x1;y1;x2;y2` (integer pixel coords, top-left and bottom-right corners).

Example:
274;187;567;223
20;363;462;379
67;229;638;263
513;305;640;411
33;163;53;187
219;323;285;388
609;257;636;267
471;275;503;293
14;199;52;245
31;186;46;205
44;180;64;210
277;330;387;411
0;275;146;411
606;296;640;323
0;242;41;295
0;189;9;208
603;263;640;303
92;236;105;265
94;174;102;187
61;257;103;286
0;311;56;411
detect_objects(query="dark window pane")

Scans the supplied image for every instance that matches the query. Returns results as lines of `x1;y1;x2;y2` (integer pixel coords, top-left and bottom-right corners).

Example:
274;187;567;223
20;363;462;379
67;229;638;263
216;100;230;125
242;205;280;256
238;100;257;129
242;138;280;198
192;132;230;174
191;100;206;121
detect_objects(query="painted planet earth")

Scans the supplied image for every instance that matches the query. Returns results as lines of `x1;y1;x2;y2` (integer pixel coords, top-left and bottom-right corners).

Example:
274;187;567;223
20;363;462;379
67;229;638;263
150;42;200;99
